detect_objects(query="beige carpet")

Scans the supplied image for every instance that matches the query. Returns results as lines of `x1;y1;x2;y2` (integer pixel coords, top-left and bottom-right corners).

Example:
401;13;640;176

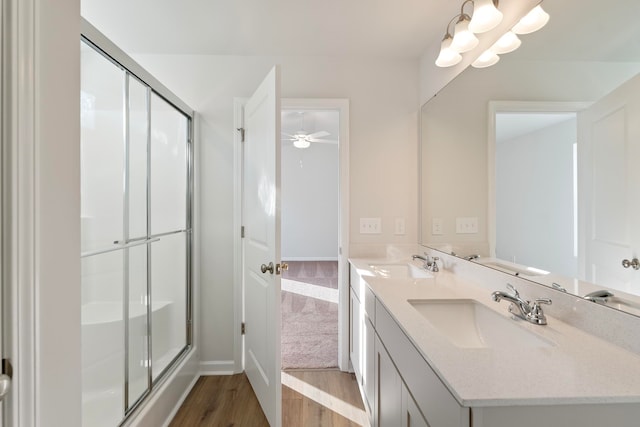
281;261;339;369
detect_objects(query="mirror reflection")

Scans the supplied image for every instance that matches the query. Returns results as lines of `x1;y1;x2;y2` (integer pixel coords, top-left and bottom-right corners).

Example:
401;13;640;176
420;0;640;316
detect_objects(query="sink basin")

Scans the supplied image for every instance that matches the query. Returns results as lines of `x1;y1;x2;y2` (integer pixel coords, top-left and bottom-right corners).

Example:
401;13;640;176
408;299;553;349
368;263;433;279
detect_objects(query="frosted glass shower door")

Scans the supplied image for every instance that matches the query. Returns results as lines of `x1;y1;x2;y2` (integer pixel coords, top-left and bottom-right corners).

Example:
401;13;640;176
81;35;192;426
149;93;189;380
127;76;151;408
80;42;127;427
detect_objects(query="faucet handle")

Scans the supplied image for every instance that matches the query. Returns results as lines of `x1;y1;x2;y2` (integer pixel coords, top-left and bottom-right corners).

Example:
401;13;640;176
506;283;520;298
430;257;440;272
528;298;552;325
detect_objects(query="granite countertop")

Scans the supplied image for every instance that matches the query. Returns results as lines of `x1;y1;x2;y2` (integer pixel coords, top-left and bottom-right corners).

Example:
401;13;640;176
350;257;640;407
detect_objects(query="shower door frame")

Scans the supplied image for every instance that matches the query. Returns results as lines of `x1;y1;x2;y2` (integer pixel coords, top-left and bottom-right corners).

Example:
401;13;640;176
81;19;195;423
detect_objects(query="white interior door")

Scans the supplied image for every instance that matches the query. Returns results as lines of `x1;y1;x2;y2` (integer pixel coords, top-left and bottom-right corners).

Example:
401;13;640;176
579;73;640;294
242;66;282;427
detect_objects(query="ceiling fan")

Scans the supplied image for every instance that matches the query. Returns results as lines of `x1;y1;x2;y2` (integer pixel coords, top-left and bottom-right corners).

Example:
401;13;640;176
281;111;338;149
282;130;338;149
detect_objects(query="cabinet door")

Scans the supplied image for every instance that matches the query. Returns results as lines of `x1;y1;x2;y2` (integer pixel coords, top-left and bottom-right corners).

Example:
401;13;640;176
350;288;362;380
363;314;375;416
375;335;402;427
403;385;431;427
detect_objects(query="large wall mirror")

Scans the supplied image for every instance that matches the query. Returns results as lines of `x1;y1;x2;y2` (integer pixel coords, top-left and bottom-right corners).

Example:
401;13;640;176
420;0;640;317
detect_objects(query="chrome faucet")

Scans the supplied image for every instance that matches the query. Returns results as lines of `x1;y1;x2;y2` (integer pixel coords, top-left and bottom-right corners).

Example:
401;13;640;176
491;284;552;325
463;254;480;261
412;253;429;269
412;254;439;272
583;290;615;304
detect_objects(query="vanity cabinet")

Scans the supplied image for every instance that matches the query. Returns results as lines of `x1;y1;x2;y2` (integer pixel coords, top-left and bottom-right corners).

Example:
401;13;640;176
350;266;376;419
403;387;431;427
375;300;468;427
375;334;430;427
375;334;402;426
349;287;362;380
350;260;640;427
350;264;467;427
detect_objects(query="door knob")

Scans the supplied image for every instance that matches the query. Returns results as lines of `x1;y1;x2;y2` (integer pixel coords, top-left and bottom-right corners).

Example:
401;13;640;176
622;258;640;270
276;262;289;275
261;262;274;274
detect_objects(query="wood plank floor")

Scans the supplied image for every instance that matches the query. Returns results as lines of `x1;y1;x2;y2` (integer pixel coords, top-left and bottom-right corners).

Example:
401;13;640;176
169;370;366;427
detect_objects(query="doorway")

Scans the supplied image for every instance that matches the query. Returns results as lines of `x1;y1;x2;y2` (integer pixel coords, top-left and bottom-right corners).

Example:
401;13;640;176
233;98;349;375
280;109;340;369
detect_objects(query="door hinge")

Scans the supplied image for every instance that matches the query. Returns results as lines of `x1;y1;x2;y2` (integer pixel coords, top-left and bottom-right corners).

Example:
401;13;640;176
237;127;245;142
241;322;246;335
241;226;245;238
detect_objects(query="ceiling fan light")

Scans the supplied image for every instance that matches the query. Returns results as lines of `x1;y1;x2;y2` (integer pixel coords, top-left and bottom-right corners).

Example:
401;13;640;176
468;0;503;33
491;31;521;54
293;138;311;149
450;16;479;53
472;49;500;68
435;35;462;67
512;5;550;35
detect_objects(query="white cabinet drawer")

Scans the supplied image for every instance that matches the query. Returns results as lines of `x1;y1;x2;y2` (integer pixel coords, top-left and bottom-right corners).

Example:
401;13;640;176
375;300;469;427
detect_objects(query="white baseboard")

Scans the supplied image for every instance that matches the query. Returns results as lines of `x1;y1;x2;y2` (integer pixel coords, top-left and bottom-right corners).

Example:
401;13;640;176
281;257;339;261
161;374;200;427
199;360;238;375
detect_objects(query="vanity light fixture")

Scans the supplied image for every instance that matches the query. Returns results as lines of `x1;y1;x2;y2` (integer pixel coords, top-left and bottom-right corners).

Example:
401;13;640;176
512;4;550;35
435;0;549;68
435;33;463;67
436;0;495;67
490;31;521;54
450;13;479;53
471;49;500;68
468;0;503;33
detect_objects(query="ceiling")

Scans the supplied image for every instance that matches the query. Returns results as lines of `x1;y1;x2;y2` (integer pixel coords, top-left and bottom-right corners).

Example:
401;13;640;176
508;0;640;62
496;113;576;144
81;0;455;59
81;0;640;77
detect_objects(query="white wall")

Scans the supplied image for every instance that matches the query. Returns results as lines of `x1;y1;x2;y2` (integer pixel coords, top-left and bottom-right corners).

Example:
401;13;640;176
17;0;82;425
496;118;577;277
281;140;339;260
420;60;640;253
130;54;419;366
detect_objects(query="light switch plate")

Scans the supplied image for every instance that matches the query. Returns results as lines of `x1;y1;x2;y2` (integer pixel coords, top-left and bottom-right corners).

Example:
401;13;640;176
432;218;443;235
394;217;406;235
360;217;382;234
456;217;478;234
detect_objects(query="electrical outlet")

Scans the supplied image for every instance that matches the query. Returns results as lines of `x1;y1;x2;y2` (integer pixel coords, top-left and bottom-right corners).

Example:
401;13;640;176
456;217;478;234
432;218;443;235
360;218;382;234
394;218;405;235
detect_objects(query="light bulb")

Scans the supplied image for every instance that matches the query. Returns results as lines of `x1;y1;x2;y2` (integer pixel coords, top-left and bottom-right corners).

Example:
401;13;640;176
469;0;503;33
472;50;500;68
293;138;311;149
450;16;479;53
491;31;521;54
512;5;550;35
435;35;462;67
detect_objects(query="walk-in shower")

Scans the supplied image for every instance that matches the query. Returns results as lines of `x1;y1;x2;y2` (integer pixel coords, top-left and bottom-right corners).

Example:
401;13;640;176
80;31;193;426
